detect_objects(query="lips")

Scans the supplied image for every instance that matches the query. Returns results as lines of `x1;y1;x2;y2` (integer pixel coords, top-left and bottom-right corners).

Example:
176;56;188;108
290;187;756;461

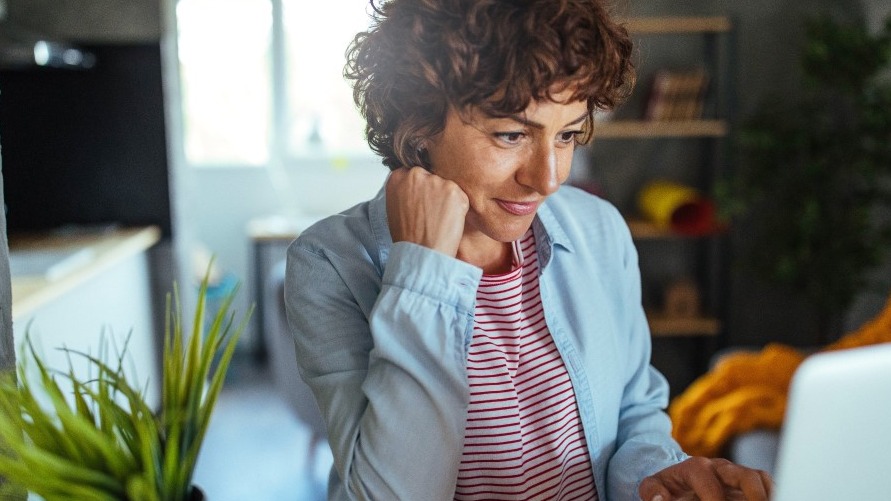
496;199;540;216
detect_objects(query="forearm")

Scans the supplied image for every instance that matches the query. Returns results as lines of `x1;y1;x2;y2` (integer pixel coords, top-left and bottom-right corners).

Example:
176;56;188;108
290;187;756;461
287;242;481;500
606;226;688;500
607;369;688;500
607;343;687;499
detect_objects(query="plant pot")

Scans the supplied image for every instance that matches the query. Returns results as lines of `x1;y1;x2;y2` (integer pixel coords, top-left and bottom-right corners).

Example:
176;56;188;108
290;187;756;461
189;485;206;501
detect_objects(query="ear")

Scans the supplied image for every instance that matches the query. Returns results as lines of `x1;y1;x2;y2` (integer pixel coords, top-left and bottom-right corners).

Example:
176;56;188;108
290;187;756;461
415;141;432;171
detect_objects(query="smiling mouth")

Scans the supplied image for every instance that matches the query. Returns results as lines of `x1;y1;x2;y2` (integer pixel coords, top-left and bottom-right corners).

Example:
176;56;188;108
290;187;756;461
496;199;539;216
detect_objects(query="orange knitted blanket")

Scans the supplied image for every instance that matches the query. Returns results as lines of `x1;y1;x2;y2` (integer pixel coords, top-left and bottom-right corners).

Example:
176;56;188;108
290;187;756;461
669;294;891;458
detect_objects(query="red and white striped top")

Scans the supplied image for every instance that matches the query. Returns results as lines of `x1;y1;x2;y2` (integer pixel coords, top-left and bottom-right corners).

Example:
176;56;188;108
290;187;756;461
455;230;598;501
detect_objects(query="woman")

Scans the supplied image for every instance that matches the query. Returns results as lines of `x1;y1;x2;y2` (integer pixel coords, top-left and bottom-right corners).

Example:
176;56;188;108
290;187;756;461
285;0;773;499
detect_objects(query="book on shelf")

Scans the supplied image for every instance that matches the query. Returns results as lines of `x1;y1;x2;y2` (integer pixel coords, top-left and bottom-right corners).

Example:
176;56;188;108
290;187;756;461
643;69;710;121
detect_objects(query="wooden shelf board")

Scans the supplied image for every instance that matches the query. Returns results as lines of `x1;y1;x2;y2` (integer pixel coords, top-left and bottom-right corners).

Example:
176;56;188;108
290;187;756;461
625;218;727;240
593;120;728;139
647;313;721;337
627;218;674;239
624;16;732;34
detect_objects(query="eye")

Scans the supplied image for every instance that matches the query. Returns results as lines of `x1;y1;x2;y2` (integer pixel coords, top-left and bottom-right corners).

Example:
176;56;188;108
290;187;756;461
495;132;525;144
557;130;583;144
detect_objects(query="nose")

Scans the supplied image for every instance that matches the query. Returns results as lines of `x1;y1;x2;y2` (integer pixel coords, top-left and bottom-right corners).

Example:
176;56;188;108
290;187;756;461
517;142;561;196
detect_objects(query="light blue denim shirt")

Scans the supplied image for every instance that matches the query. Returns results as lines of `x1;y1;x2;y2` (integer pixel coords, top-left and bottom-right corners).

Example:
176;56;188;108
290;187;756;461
285;183;688;501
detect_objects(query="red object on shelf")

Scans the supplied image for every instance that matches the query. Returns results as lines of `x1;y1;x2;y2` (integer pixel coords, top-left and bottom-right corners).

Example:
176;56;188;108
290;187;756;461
670;198;718;236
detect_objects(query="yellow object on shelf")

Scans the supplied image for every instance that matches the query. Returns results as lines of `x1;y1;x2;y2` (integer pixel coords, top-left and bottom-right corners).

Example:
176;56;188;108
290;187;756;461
637;180;716;236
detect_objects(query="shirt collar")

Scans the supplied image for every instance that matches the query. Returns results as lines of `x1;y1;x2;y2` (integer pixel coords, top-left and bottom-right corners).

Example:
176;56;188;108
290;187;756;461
534;193;576;270
368;184;392;270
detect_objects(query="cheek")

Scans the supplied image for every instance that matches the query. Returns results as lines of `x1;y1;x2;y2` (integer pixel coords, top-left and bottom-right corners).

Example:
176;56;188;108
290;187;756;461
428;137;485;178
448;151;510;188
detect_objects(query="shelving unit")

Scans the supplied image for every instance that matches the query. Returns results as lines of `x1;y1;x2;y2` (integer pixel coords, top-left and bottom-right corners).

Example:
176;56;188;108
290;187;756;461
590;16;733;346
623;16;732;34
626;218;725;241
646;314;721;338
594;120;727;139
629;216;724;338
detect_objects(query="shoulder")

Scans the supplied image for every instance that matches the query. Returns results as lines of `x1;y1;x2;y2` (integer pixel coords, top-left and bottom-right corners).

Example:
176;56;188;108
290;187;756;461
548;185;623;219
291;203;368;251
285;197;387;320
544;185;630;243
288;196;386;270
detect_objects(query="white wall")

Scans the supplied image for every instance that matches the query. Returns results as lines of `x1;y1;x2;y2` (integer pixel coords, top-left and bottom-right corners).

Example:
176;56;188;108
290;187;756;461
173;157;387;349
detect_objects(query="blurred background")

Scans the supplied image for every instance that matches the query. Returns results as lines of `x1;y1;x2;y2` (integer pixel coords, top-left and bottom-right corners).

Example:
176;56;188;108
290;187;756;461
1;0;889;499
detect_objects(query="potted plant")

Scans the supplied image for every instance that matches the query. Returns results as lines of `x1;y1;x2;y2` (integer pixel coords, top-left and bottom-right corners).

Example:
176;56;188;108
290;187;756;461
719;13;891;342
0;273;251;500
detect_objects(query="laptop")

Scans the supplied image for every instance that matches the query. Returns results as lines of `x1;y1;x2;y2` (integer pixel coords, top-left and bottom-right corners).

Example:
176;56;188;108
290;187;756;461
772;342;891;500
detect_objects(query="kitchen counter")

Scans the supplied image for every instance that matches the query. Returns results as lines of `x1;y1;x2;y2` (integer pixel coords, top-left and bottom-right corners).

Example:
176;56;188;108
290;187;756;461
9;225;161;321
9;224;163;408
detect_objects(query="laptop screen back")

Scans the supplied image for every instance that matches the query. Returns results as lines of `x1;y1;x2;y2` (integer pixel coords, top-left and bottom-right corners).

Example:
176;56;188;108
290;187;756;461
772;343;891;501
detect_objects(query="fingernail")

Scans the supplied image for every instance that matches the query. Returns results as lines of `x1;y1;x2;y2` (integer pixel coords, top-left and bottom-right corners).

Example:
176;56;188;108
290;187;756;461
652;496;664;501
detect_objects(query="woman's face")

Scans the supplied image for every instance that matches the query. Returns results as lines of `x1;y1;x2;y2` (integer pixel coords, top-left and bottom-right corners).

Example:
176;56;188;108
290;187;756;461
425;88;589;247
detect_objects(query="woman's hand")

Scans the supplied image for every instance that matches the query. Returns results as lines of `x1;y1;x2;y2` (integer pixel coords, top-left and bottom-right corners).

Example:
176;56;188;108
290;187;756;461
639;457;773;501
385;167;470;257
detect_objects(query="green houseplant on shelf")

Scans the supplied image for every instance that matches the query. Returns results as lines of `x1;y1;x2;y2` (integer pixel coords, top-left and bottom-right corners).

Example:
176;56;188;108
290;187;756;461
719;14;891;342
0;274;251;501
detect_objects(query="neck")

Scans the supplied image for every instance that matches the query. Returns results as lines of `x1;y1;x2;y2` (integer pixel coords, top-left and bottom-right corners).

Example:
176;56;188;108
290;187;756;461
457;236;513;275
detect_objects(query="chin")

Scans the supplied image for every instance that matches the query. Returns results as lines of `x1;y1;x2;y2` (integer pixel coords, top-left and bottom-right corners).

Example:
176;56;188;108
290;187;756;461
487;218;536;243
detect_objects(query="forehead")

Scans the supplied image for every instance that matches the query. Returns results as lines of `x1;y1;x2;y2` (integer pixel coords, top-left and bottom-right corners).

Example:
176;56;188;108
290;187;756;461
465;85;588;118
522;95;589;119
461;96;589;125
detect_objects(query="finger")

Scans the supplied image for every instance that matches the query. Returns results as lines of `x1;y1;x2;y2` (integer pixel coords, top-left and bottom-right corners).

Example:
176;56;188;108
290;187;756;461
682;457;725;501
387;165;427;187
714;462;771;501
385;165;468;255
643;457;727;501
638;475;672;501
385;166;412;191
759;469;774;499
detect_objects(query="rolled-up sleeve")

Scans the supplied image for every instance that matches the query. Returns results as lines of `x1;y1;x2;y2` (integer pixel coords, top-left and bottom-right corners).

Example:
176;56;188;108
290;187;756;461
606;220;689;500
286;239;481;500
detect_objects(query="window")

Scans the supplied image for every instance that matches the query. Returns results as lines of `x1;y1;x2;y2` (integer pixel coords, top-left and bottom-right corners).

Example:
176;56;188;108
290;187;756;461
176;0;373;167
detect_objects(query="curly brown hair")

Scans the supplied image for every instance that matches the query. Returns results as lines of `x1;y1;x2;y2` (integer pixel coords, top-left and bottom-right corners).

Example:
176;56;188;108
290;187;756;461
345;0;635;170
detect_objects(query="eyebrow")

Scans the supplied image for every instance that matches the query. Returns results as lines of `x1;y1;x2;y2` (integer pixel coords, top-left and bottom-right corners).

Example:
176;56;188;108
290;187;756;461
501;111;590;130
